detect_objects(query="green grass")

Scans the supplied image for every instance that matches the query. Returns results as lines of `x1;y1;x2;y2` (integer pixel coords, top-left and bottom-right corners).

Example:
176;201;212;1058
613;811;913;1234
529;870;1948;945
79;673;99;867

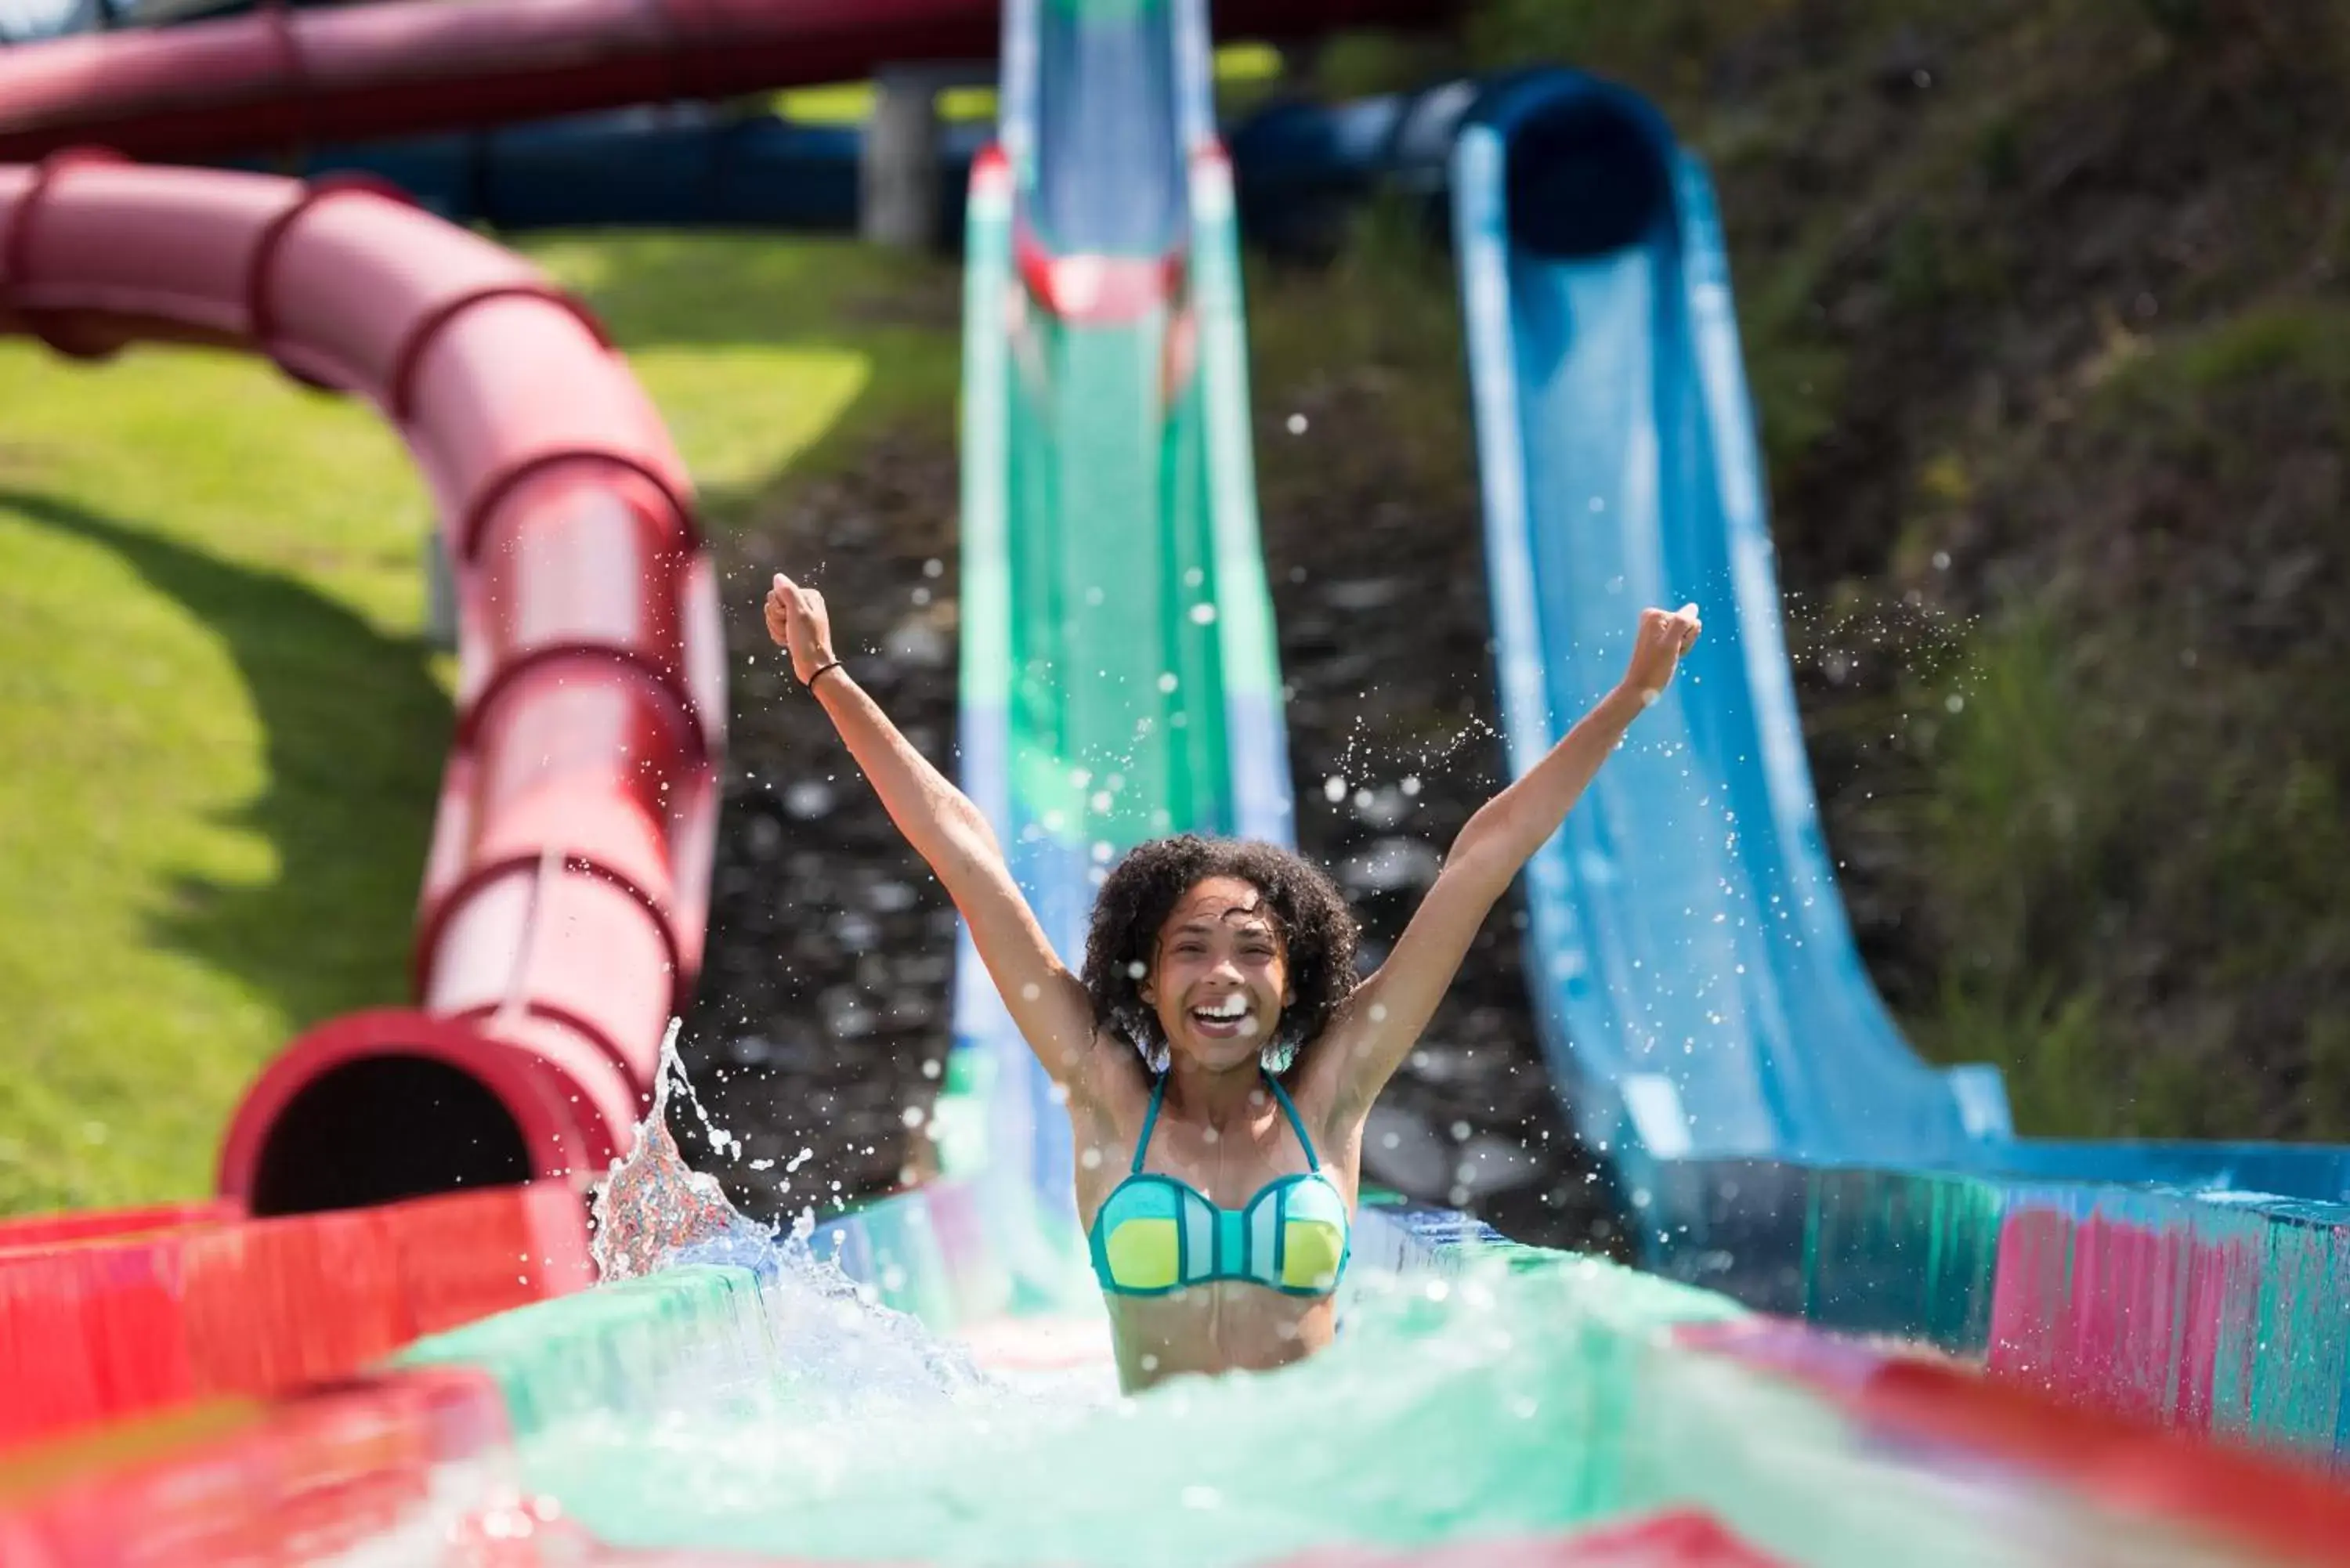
0;230;959;1216
776;41;1284;127
776;81;1002;126
1244;197;1476;495
522;232;963;503
1886;302;2350;1137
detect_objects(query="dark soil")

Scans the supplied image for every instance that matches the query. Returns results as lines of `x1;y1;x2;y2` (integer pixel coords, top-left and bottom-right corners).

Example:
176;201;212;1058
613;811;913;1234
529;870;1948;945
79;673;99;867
676;437;966;1220
676;410;1622;1255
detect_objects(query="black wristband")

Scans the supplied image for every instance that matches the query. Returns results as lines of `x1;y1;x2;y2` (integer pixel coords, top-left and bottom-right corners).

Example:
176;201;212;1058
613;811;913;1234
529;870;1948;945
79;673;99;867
806;658;845;690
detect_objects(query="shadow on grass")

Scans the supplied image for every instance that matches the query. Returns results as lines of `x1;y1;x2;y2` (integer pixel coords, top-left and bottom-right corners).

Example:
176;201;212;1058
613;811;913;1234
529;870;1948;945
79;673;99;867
526;230;965;350
0;230;963;1114
1;488;449;1035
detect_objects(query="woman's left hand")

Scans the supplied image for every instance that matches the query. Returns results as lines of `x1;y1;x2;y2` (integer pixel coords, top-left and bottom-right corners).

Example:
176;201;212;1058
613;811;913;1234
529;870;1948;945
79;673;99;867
1622;603;1702;704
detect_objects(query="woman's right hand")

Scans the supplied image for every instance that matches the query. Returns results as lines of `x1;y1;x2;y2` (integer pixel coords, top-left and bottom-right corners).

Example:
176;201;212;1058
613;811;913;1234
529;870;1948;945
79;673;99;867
764;573;838;686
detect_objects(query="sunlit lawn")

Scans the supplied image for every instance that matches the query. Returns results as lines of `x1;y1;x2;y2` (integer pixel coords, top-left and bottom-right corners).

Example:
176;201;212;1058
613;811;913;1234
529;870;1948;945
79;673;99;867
0;230;957;1215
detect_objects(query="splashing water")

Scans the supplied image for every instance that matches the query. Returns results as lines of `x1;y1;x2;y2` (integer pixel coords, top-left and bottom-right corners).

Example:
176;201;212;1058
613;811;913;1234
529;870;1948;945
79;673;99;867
471;1024;2220;1567
578;1017;999;1411
588;1018;776;1283
486;1245;2188;1568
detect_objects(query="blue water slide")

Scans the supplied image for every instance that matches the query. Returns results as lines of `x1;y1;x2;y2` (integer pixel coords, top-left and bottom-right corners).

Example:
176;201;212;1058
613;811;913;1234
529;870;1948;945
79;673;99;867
1025;0;1186;256
227;107;986;240
1227;80;1473;253
1448;70;2013;1205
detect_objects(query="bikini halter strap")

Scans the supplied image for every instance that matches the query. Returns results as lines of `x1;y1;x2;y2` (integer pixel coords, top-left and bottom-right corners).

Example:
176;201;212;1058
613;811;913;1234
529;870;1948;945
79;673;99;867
1131;1074;1170;1176
1264;1074;1321;1173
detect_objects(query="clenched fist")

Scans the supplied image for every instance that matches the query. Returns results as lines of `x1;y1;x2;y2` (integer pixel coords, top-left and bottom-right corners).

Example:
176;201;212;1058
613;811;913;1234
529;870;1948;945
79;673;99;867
1622;603;1702;704
764;573;838;687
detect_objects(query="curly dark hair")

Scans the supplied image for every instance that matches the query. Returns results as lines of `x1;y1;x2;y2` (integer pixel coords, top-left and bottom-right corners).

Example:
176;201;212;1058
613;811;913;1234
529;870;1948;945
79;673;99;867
1081;835;1361;1072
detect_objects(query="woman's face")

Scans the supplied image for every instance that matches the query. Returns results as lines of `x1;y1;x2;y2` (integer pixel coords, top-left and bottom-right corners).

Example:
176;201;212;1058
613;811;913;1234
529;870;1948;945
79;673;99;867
1140;876;1293;1072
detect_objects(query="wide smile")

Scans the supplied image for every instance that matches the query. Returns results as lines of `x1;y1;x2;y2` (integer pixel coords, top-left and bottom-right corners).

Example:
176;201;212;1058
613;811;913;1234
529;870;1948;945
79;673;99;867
1187;994;1256;1040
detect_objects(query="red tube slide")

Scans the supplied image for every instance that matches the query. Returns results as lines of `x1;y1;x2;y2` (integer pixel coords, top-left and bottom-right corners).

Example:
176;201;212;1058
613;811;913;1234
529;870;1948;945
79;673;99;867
0;0;1459;166
0;1182;592;1452
0;151;724;1213
0;1368;520;1567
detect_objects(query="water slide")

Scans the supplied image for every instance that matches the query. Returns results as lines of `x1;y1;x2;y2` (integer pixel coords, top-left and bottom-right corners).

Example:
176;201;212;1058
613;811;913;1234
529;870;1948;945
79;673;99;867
0;0;1452;164
0;150;728;1212
1449;73;2005;1196
1236;71;2350;1227
10;15;2350;1568
916;0;1294;1300
0;154;658;1474
1246;64;2029;1201
1436;66;2350;1454
224;105;988;240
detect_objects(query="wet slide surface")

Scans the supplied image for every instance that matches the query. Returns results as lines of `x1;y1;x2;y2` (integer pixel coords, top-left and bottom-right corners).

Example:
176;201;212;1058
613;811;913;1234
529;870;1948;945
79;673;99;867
942;0;1290;1256
1444;67;2350;1483
1450;73;1992;1183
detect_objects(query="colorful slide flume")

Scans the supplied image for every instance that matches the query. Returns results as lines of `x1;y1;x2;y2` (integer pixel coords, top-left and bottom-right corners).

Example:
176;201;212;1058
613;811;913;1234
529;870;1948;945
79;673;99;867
935;0;1294;1287
1442;67;2350;1466
1448;72;2008;1195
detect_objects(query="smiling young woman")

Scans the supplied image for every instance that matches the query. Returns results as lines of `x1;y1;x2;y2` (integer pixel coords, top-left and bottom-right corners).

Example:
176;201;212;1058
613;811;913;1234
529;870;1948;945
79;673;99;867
764;569;1700;1392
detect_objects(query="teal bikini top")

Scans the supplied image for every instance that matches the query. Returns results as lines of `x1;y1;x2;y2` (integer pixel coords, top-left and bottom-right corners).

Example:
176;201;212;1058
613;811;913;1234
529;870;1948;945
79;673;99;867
1086;1072;1352;1299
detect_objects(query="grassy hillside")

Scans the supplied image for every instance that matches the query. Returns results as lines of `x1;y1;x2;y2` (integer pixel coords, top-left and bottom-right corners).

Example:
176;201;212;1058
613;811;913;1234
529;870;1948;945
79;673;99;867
0;232;958;1216
1455;0;2350;1136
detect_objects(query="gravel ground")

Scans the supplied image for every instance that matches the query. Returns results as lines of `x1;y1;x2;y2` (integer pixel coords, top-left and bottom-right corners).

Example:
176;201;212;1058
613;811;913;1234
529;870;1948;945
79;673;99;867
674;398;1625;1256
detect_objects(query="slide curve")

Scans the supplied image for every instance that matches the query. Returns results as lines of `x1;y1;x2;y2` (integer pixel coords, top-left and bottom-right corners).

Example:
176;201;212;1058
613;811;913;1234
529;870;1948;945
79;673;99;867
0;152;725;1212
0;0;1455;165
1448;70;2012;1202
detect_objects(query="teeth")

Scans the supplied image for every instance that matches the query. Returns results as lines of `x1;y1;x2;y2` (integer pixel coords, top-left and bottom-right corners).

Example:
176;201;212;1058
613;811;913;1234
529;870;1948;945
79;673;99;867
1195;995;1248;1020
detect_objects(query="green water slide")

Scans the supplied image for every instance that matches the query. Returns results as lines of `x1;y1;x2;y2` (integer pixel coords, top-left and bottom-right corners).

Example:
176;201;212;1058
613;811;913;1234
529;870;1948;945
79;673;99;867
932;0;1292;1276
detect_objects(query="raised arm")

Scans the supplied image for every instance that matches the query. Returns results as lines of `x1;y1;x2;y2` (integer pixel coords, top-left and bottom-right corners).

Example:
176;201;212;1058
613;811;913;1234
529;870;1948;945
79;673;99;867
1303;605;1702;1124
764;574;1111;1093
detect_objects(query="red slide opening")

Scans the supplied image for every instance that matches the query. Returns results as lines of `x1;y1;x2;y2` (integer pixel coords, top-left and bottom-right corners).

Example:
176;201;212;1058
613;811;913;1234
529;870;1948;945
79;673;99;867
2;154;721;1213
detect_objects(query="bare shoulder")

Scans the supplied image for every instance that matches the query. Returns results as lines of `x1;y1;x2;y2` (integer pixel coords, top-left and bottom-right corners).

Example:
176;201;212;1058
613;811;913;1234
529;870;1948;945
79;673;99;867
1064;1030;1155;1214
1289;988;1387;1121
1285;1023;1372;1153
